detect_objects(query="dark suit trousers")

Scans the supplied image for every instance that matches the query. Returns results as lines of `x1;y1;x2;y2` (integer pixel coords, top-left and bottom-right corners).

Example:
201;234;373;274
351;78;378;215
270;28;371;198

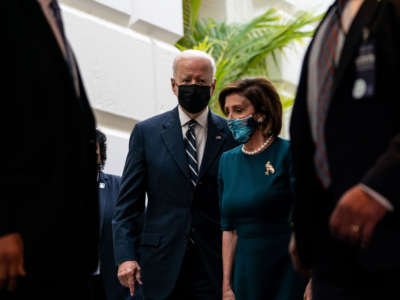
167;243;219;300
312;264;400;300
89;274;107;300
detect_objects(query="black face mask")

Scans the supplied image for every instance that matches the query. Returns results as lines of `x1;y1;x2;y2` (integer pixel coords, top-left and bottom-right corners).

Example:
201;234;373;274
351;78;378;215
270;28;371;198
178;84;211;114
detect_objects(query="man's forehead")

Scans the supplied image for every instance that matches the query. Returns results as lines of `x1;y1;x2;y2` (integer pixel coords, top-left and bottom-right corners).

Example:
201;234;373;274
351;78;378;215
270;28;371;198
176;56;212;69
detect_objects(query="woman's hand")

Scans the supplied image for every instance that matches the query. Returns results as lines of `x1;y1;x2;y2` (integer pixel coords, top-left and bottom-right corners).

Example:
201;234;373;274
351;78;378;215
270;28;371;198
222;231;238;300
222;288;236;300
289;233;311;278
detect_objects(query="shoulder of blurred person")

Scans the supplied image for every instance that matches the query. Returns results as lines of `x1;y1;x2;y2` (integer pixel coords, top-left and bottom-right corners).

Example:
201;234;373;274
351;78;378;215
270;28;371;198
3;0;99;297
289;0;400;298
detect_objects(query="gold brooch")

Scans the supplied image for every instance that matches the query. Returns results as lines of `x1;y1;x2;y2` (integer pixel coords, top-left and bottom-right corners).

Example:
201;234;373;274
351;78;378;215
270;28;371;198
265;161;275;176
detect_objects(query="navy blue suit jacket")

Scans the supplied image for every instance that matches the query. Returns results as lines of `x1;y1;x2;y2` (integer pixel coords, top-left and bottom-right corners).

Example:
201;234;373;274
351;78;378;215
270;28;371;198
98;172;138;300
113;106;236;299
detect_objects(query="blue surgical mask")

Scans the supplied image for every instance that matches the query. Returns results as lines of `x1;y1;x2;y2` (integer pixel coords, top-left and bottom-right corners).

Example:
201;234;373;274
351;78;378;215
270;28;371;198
227;115;258;143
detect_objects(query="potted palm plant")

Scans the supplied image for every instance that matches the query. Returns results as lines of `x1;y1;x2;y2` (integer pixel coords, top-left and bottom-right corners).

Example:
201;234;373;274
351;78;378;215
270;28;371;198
176;0;321;115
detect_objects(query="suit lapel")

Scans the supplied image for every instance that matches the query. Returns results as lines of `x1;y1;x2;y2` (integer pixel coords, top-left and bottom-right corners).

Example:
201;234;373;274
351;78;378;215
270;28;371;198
98;172;107;239
332;0;380;97
199;112;225;179
33;0;80;101
161;107;191;179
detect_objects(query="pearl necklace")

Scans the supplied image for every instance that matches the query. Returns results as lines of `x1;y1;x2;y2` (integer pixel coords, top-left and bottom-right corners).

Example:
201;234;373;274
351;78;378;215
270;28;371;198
242;135;274;155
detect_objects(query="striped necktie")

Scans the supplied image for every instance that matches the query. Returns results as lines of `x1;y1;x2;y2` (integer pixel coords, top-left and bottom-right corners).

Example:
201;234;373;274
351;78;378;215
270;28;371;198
185;120;199;187
314;0;347;188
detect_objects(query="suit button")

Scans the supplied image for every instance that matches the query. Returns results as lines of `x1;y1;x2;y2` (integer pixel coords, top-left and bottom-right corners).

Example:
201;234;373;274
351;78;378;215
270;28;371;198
198;181;203;185
192;227;196;233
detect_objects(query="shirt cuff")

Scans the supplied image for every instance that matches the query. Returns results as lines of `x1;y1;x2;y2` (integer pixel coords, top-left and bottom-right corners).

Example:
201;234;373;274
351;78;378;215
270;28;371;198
359;184;394;211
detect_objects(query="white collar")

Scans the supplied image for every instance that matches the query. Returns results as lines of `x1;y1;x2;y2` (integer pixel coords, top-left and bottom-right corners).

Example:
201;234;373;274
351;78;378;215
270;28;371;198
178;106;209;129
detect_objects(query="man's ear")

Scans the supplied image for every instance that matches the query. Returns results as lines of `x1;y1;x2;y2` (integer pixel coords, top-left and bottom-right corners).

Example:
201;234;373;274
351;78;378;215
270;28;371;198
171;78;179;97
210;78;216;96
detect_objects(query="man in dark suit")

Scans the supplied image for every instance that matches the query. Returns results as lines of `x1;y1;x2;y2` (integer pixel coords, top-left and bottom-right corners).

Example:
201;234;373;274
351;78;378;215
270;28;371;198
1;1;99;299
289;0;400;299
113;50;236;300
92;130;138;300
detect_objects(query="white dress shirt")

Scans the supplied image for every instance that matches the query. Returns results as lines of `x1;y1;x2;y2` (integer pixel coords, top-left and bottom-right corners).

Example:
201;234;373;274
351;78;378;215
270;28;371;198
178;106;209;169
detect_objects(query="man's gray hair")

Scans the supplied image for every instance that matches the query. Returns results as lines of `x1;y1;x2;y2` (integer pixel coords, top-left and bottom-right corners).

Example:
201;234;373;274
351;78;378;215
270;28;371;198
172;49;216;78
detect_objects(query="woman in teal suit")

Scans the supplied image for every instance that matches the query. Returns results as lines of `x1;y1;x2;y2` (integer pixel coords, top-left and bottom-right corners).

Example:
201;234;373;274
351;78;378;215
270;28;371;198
218;78;305;300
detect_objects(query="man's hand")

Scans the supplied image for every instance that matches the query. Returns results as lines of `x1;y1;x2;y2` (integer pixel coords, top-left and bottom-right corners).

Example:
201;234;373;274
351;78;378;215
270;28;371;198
304;279;312;300
330;185;387;247
289;233;311;278
117;260;143;296
0;233;25;291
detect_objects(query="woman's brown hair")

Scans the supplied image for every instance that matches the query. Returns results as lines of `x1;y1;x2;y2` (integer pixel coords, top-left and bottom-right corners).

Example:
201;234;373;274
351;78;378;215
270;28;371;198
218;77;282;136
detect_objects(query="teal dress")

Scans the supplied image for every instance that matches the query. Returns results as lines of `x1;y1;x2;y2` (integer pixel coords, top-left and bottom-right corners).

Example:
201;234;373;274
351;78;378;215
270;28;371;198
218;138;305;300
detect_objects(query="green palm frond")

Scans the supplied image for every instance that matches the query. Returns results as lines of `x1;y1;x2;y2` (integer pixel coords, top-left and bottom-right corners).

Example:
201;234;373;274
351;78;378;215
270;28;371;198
180;0;203;49
280;94;295;110
177;4;322;115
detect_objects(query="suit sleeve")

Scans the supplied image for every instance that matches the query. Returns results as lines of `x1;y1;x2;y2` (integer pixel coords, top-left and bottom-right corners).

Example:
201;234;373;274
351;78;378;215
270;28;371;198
112;124;146;265
1;1;46;237
1;0;16;236
361;133;400;209
360;1;400;209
